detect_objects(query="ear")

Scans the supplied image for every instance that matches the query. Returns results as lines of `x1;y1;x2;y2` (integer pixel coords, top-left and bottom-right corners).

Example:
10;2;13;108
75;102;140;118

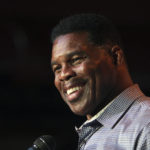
111;45;124;65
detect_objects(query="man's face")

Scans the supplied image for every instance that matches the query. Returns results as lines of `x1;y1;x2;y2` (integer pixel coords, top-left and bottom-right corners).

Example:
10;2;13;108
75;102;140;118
51;32;116;116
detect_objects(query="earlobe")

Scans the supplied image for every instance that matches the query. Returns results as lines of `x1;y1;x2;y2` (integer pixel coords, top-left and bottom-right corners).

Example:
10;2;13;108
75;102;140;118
111;45;124;65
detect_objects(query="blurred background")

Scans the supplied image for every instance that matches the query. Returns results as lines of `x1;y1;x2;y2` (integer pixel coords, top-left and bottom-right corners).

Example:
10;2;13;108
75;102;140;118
0;0;150;150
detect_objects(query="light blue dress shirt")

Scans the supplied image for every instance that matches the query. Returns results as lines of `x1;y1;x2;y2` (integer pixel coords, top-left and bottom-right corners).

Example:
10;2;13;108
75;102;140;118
76;84;150;150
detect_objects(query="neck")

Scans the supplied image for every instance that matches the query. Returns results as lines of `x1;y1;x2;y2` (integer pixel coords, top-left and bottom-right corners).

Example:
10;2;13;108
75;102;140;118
86;69;133;120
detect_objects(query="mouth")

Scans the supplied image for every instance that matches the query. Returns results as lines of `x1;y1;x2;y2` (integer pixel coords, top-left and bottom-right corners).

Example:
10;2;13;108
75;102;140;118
66;86;82;95
63;79;86;103
65;85;84;102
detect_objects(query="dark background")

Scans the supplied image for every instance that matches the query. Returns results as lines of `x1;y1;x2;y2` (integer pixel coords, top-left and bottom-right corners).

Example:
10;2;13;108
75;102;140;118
0;1;150;150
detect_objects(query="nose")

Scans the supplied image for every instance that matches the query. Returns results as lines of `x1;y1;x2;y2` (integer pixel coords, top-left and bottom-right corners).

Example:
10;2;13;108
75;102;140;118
59;64;76;81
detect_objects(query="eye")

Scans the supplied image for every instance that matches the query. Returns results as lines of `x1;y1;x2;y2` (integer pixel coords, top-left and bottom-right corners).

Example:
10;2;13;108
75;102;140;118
52;65;61;73
71;56;86;65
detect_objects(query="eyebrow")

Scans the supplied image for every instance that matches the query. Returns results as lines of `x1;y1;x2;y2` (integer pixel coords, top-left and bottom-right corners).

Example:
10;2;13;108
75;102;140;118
51;50;86;67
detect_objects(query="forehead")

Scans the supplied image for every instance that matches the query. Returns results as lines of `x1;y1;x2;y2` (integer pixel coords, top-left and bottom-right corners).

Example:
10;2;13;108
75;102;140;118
51;32;92;61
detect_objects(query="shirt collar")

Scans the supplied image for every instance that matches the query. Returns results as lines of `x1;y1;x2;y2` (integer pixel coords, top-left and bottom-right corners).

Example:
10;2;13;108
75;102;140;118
96;84;144;128
75;84;144;131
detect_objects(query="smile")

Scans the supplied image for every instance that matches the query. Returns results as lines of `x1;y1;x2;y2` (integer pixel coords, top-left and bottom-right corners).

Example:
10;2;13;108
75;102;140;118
67;86;82;95
64;85;84;102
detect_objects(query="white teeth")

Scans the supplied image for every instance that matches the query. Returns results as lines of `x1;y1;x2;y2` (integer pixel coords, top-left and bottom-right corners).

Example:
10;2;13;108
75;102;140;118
67;86;81;95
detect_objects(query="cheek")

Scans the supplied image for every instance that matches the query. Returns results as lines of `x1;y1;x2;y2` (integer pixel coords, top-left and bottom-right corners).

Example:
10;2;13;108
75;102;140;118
74;61;93;75
54;77;60;91
74;64;85;73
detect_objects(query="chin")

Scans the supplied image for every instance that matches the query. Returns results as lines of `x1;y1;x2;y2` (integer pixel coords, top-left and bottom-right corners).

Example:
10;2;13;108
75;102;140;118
69;104;91;116
72;110;87;116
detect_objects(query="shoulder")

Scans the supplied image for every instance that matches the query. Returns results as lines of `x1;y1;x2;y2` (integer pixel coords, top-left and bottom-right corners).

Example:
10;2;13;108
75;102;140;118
129;95;150;123
132;95;150;149
119;95;150;133
134;95;150;115
135;122;150;149
139;95;150;107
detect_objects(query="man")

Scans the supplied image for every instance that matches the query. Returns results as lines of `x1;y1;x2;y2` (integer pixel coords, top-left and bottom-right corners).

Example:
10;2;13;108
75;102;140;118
50;14;150;150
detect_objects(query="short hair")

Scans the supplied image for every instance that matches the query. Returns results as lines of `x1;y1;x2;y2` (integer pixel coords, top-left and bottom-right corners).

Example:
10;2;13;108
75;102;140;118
51;13;122;47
